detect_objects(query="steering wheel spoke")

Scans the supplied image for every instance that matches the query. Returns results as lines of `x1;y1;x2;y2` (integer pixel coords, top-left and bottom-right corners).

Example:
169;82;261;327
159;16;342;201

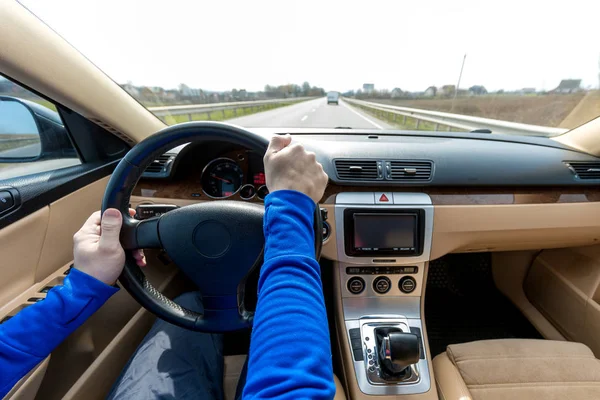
121;216;162;250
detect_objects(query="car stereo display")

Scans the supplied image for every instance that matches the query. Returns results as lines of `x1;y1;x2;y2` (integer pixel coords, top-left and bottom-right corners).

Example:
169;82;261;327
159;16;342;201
354;214;415;251
344;209;425;257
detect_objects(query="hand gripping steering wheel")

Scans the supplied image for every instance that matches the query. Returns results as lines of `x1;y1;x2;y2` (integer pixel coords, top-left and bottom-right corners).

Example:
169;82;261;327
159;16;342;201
102;122;322;332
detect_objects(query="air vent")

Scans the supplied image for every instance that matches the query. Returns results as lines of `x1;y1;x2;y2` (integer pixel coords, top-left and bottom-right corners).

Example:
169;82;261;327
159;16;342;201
565;161;600;180
389;161;432;181
335;160;380;181
144;154;172;174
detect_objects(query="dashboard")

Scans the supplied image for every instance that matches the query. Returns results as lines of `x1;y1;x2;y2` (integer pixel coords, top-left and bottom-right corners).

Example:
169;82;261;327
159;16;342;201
129;127;600;398
134;141;270;202
132;129;600;261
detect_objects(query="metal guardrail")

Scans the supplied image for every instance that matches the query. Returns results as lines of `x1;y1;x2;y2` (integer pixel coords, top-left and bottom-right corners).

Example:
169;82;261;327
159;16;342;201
344;98;568;137
148;97;314;121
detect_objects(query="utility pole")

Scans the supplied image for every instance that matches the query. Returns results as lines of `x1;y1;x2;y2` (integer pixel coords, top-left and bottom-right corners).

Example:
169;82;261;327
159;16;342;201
452;53;467;112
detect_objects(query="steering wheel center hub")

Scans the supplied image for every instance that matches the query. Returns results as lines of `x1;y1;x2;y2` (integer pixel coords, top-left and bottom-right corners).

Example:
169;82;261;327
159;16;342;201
194;220;231;258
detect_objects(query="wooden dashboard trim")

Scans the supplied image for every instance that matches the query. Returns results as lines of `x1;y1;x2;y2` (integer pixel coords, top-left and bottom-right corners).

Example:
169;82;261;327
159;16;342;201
322;185;600;205
135;179;600;205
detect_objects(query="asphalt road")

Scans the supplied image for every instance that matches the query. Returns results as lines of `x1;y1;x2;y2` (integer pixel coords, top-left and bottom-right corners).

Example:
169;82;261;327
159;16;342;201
228;97;393;129
0;142;40;158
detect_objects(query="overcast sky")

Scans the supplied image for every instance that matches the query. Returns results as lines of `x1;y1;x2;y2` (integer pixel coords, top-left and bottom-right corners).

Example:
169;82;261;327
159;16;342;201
19;0;600;93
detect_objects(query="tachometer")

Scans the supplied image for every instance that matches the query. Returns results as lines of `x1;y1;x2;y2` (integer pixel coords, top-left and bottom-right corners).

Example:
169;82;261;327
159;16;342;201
201;158;244;198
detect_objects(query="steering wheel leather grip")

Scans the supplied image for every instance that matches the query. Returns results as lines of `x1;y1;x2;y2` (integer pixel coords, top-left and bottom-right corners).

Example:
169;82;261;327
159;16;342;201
102;122;322;332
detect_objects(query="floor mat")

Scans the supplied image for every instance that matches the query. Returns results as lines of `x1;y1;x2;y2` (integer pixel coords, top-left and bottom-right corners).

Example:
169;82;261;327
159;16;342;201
425;253;542;357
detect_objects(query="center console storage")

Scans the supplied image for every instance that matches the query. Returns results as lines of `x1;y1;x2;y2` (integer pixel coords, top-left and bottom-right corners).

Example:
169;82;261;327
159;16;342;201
333;193;436;398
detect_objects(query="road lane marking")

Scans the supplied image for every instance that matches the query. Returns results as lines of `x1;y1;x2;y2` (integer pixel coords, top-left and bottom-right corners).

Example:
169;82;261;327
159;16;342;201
340;101;383;129
311;108;316;112
301;115;308;122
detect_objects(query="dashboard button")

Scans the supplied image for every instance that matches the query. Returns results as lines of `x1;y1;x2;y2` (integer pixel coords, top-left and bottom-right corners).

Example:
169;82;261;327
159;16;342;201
347;277;365;294
375;192;392;204
373;276;391;294
353;348;364;361
399;276;417;293
0;191;15;214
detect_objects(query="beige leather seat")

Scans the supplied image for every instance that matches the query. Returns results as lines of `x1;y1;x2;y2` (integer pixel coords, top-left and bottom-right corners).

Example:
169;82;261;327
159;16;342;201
433;339;600;400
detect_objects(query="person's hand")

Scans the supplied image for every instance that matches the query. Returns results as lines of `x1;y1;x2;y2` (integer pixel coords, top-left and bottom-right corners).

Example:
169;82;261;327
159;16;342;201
73;208;146;285
264;134;328;203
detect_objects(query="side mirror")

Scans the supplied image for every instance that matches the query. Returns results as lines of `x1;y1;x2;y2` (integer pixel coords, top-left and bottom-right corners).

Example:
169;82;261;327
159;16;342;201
0;96;75;163
0;98;41;159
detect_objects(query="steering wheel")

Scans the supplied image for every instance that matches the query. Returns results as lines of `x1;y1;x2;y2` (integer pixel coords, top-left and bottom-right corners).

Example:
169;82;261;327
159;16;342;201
102;122;322;332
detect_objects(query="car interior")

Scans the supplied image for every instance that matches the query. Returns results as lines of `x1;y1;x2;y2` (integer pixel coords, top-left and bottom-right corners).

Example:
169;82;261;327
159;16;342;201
2;2;600;400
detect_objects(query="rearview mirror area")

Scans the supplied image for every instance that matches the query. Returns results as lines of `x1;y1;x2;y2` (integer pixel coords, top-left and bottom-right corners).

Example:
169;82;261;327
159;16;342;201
0;98;41;159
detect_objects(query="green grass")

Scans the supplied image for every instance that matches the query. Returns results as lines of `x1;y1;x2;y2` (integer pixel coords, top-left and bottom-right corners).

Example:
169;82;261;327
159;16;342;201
160;101;299;125
29;99;57;112
355;105;466;132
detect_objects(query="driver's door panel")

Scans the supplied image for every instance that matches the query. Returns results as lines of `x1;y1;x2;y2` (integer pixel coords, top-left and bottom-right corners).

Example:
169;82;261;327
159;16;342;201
0;207;48;307
0;175;186;399
0;177;107;398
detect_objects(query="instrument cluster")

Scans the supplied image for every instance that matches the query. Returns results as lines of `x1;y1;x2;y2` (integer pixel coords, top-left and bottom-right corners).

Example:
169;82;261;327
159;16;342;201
200;156;269;200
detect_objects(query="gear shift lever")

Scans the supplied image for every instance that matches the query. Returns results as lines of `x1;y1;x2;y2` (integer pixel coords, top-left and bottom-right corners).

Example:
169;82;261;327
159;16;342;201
375;327;420;378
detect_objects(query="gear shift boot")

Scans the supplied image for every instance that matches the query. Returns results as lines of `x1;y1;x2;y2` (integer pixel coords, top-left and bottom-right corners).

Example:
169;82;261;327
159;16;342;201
375;327;421;379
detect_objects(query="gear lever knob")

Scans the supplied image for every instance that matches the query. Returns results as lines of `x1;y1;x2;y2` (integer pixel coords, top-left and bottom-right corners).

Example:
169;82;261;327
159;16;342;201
375;328;420;376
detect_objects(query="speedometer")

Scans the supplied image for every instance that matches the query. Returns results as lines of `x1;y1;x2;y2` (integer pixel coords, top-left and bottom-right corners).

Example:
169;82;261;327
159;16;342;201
201;158;244;198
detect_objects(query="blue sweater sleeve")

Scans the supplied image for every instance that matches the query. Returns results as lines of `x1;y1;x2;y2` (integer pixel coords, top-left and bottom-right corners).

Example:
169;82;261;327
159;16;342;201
243;190;335;400
0;268;118;397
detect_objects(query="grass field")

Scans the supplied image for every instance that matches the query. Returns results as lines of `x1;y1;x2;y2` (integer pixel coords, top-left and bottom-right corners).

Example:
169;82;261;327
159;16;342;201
352;104;463;132
369;93;594;129
161;101;300;125
29;99;57;112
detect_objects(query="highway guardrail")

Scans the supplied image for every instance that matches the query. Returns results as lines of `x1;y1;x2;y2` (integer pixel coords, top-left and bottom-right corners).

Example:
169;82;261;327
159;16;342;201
148;97;315;121
344;98;568;137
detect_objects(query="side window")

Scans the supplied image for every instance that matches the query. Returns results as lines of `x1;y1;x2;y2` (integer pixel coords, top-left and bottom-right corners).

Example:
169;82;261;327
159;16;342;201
0;76;80;180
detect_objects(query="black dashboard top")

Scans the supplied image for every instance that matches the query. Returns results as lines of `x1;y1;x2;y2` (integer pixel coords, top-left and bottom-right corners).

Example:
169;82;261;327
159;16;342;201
147;128;600;187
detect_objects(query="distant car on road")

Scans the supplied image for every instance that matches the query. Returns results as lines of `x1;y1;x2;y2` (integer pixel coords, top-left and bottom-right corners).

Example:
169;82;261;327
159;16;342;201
327;92;339;105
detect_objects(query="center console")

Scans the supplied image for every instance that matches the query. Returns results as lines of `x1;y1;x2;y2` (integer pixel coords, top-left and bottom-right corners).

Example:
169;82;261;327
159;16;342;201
333;192;434;397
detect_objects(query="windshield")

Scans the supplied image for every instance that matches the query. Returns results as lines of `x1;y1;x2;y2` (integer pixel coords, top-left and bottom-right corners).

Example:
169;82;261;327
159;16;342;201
18;0;600;136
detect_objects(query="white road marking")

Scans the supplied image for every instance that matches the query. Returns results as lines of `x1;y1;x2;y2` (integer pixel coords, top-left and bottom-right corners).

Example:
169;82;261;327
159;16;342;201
311;108;316;112
340;101;383;129
301;115;308;122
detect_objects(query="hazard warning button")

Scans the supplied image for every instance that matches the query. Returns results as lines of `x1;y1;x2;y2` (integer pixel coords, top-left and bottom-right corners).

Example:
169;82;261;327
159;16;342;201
375;192;392;204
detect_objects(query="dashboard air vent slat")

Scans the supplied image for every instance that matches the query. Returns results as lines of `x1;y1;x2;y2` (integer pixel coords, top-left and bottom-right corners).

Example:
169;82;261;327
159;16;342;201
389;161;433;181
565;161;600;180
335;160;379;181
145;154;171;174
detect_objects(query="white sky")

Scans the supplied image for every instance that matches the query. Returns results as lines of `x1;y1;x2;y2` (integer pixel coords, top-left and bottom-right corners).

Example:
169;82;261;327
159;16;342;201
19;0;600;93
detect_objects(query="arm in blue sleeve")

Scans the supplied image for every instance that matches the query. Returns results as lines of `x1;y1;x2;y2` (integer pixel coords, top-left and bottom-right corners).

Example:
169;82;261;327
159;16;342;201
243;190;335;400
0;268;118;397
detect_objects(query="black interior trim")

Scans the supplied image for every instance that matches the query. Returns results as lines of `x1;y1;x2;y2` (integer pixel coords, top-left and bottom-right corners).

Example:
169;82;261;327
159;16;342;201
58;107;130;163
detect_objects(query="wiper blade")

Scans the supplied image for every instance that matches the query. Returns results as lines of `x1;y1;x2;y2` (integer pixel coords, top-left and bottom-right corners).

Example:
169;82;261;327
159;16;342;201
471;128;492;134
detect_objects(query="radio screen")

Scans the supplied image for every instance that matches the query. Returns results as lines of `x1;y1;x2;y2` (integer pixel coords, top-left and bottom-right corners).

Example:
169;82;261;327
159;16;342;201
353;213;416;251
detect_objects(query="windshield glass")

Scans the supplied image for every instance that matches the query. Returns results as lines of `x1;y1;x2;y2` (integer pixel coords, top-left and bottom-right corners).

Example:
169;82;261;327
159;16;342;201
18;0;600;136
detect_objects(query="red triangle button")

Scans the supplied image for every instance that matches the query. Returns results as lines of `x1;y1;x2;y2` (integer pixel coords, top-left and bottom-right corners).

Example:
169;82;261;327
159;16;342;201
379;193;389;202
